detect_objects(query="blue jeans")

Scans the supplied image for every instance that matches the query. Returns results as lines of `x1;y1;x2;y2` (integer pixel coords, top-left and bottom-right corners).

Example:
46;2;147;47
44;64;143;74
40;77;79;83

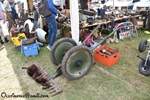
45;16;57;47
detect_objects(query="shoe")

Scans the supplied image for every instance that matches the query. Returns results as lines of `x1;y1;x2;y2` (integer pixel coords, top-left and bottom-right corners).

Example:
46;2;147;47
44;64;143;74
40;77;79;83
47;45;51;50
0;36;4;44
0;41;4;44
4;37;9;43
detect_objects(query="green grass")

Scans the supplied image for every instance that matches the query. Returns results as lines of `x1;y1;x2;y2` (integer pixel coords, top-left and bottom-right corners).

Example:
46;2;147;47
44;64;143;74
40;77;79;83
2;29;150;100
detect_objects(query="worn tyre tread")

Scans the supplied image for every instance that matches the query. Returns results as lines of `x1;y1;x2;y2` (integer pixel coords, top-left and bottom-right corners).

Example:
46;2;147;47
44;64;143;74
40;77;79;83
139;58;150;76
138;38;147;52
50;37;77;66
61;45;93;80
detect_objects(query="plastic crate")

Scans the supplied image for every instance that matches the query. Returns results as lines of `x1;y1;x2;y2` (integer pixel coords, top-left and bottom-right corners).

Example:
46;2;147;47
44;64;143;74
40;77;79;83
21;40;40;57
11;33;27;46
94;46;120;67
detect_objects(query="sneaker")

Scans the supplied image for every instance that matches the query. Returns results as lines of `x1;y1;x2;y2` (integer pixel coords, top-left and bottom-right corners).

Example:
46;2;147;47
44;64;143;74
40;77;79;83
0;41;4;44
47;45;51;50
4;38;9;43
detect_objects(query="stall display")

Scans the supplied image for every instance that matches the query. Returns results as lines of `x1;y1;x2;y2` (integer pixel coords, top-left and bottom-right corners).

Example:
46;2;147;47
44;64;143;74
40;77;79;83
114;21;138;40
50;25;118;80
137;38;150;76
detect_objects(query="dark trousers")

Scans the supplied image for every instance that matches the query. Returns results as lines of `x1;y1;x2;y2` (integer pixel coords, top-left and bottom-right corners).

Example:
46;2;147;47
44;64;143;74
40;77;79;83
6;11;14;30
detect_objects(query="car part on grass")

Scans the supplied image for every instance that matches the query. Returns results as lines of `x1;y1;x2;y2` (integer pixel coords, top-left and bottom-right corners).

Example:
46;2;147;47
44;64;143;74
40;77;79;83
48;78;62;96
50;37;77;66
138;38;148;52
51;25;118;80
138;57;150;76
24;19;33;38
22;64;62;96
137;38;150;76
61;45;93;80
50;67;62;79
35;28;48;43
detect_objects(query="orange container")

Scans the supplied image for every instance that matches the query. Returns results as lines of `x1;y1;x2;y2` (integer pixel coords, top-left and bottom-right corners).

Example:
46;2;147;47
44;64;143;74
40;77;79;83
94;46;120;67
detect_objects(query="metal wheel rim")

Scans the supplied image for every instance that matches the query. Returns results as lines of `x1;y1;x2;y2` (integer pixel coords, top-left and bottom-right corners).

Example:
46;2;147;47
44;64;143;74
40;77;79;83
65;49;92;78
142;66;149;72
54;42;76;64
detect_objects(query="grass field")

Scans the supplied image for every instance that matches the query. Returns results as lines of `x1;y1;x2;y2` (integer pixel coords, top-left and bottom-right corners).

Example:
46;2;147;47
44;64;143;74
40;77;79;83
0;29;150;100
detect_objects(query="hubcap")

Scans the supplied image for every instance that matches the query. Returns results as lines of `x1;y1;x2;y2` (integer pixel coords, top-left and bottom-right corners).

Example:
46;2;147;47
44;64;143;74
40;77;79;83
55;42;75;63
66;49;92;77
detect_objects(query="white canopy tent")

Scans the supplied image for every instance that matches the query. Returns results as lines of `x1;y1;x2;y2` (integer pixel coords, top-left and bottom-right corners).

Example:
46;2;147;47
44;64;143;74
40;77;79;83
60;0;80;43
133;0;150;10
69;0;80;44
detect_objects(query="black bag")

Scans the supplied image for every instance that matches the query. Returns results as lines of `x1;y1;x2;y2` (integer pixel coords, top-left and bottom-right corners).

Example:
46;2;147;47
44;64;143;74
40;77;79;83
38;0;52;17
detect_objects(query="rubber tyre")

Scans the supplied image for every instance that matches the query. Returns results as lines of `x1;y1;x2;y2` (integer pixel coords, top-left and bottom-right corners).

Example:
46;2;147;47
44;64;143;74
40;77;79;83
139;58;150;76
146;10;150;30
138;38;147;52
24;23;30;38
61;45;93;80
50;37;77;66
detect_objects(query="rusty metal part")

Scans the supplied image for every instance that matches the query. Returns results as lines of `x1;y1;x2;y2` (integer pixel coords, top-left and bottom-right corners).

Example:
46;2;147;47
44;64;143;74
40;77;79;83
50;66;62;79
40;69;62;96
24;64;62;96
46;78;63;96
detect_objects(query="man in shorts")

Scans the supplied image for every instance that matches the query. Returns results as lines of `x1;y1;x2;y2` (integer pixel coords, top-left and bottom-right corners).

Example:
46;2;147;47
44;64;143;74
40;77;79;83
3;0;13;30
0;1;9;44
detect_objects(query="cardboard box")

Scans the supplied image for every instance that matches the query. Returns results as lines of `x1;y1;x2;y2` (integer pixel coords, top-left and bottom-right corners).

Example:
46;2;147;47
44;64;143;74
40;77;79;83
61;9;70;18
137;20;143;26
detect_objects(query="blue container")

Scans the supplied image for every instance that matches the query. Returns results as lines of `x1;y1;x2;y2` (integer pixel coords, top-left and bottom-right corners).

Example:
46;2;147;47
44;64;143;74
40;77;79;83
21;43;38;57
21;40;40;57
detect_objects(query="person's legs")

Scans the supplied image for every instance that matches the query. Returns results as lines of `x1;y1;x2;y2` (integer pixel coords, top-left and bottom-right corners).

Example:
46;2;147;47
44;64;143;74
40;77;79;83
49;17;57;46
0;21;4;44
45;17;57;47
1;21;9;43
31;11;39;31
0;31;4;44
6;12;14;30
45;17;52;49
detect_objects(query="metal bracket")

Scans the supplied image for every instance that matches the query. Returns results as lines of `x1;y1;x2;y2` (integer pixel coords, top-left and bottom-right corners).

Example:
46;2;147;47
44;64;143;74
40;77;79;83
50;64;62;79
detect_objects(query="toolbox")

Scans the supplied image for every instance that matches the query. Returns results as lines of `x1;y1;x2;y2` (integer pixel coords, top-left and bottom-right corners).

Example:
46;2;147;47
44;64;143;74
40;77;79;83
21;39;40;57
94;45;120;67
11;33;27;46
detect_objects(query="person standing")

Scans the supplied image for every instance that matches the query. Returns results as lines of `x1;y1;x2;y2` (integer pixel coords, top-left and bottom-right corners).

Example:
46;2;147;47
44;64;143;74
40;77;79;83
31;0;39;31
43;0;58;50
9;0;19;27
0;1;9;44
3;0;13;30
